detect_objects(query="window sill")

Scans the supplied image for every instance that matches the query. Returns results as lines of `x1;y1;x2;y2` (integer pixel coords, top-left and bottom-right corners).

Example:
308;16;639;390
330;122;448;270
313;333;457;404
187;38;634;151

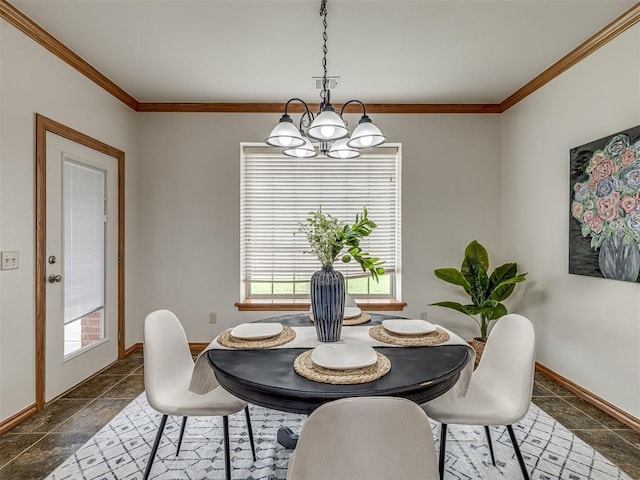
235;299;407;312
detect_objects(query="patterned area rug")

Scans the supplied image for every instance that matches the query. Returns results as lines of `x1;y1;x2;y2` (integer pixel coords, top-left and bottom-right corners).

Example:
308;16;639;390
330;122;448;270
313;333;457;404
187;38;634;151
47;393;631;480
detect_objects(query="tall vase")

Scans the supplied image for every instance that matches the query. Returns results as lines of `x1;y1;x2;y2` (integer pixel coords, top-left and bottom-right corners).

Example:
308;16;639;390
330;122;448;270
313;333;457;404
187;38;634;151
598;234;640;282
310;266;345;342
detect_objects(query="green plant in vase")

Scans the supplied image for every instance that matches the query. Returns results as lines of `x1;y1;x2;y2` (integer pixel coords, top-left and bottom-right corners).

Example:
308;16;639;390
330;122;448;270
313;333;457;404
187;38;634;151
430;240;527;342
298;207;384;342
298;207;385;279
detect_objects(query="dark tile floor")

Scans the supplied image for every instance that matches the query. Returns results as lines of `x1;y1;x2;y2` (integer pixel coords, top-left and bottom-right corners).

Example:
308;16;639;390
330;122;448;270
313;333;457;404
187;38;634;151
0;352;638;479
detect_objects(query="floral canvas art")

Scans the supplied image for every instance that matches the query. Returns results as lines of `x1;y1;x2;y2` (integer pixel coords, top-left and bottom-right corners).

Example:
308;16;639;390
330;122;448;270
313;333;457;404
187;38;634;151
569;125;640;282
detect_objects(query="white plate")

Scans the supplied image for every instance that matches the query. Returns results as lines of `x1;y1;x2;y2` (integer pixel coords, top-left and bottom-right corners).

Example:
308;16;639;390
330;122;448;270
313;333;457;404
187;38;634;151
230;323;283;340
311;344;377;370
343;307;362;319
382;319;437;336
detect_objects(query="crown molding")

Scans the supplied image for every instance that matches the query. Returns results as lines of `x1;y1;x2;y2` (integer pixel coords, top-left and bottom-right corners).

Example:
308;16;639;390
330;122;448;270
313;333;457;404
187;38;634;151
501;2;640;111
137;102;502;114
2;0;640;113
0;0;139;111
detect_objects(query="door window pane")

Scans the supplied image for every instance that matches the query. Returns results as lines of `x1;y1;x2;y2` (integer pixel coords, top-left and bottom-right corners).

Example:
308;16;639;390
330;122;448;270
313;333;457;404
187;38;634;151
63;159;106;356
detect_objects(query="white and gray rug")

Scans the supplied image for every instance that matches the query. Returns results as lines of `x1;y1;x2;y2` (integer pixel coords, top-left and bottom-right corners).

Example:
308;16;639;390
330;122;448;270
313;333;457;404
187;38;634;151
46;393;631;480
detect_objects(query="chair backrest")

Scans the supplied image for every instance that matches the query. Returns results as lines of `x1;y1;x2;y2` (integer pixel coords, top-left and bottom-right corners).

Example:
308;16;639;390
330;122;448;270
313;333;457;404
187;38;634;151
344;292;357;307
286;397;440;480
143;310;195;411
474;313;536;422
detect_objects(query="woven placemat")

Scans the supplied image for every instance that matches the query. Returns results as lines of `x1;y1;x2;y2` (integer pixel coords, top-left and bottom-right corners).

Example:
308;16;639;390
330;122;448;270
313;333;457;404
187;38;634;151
217;326;296;349
308;312;372;326
368;325;450;346
294;350;390;384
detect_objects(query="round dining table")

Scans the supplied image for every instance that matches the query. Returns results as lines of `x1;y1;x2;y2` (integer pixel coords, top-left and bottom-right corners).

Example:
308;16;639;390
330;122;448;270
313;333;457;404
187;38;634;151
207;313;470;415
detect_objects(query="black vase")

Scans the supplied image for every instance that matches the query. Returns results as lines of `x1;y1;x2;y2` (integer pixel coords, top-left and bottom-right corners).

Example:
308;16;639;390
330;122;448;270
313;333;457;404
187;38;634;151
310;266;345;342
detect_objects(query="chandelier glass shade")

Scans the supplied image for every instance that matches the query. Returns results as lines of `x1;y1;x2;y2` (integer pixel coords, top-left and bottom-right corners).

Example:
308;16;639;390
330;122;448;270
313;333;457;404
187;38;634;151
264;0;386;158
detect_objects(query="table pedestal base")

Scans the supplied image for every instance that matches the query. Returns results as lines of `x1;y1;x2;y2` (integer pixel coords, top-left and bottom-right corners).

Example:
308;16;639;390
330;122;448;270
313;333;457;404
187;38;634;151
277;426;299;449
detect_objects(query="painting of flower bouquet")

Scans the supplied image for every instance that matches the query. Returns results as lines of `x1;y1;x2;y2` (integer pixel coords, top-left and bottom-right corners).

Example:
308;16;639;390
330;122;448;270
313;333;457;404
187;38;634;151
570;125;640;282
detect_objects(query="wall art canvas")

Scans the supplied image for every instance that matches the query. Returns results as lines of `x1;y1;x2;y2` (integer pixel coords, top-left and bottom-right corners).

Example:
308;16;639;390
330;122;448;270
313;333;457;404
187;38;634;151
570;125;640;282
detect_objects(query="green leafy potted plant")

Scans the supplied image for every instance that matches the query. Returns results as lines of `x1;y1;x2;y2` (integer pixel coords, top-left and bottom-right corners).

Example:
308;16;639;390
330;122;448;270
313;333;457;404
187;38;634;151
298;207;385;280
430;240;526;342
298;207;384;341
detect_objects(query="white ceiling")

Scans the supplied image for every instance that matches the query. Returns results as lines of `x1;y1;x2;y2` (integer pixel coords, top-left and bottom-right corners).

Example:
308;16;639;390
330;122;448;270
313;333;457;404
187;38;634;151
10;0;636;104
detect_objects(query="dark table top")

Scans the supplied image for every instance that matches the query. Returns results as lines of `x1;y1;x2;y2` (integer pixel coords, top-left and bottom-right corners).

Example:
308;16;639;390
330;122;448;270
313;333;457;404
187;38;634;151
207;313;470;414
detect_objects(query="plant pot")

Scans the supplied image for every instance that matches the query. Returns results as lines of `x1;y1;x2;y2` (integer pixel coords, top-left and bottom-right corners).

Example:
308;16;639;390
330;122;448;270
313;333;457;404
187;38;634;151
310;266;345;342
598;234;640;282
468;337;486;368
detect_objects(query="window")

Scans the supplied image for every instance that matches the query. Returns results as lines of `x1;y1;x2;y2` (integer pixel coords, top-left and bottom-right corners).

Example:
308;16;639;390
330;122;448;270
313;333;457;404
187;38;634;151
240;144;401;302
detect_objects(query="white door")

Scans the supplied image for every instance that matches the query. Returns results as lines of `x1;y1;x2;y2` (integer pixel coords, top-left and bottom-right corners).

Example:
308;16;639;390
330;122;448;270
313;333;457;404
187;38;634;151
45;132;118;401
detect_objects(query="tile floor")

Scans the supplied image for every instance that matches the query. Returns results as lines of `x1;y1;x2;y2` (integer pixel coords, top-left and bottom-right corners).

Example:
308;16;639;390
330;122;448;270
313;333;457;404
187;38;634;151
0;351;638;479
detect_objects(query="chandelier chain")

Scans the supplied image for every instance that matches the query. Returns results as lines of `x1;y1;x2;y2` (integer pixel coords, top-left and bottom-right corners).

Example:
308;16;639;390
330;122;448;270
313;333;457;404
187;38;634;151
320;0;328;102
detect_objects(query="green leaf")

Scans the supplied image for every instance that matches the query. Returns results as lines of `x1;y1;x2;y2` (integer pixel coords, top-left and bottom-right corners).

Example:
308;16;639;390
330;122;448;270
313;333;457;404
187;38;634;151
461;304;485;315
472;265;489;305
485;302;507;320
488;263;517;291
464;240;489;271
429;301;468;315
489;273;527;301
489;274;527;301
480;299;499;308
433;268;472;292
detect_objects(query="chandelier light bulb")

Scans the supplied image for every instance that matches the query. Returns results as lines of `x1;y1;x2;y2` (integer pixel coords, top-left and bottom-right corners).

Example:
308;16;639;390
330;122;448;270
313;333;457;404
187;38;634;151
347;115;387;149
283;132;317;158
359;135;374;147
308;108;348;141
265;114;305;148
328;138;360;159
321;125;336;138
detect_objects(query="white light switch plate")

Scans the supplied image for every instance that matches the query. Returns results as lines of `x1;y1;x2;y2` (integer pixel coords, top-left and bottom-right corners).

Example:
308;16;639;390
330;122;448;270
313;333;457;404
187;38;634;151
1;251;19;270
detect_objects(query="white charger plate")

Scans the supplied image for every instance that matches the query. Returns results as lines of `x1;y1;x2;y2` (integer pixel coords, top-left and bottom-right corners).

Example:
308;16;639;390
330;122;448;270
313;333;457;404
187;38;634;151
230;323;283;340
311;344;377;370
382;319;437;336
343;307;362;319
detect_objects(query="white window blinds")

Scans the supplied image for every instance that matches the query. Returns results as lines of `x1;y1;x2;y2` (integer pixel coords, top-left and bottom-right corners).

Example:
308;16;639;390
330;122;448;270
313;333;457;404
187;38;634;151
241;144;401;284
63;159;106;323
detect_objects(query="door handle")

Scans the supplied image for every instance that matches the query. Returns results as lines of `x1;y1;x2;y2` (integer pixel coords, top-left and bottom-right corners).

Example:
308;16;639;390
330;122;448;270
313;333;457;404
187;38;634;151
48;274;62;283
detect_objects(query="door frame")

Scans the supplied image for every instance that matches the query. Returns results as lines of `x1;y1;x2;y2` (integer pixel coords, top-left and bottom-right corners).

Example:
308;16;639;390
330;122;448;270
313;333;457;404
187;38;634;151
35;114;125;409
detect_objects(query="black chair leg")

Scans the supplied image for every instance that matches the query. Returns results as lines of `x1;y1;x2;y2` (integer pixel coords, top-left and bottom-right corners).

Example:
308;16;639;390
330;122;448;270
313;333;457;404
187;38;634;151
144;414;168;480
244;406;256;461
439;423;447;479
176;416;187;456
223;415;231;480
507;424;529;480
484;425;496;466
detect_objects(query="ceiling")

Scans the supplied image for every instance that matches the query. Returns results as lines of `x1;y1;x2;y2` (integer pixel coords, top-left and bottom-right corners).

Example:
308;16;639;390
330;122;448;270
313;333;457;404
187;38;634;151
8;0;637;104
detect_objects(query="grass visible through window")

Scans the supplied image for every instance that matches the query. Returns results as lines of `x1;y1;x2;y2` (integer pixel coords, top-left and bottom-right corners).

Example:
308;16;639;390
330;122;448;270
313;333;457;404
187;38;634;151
248;274;392;298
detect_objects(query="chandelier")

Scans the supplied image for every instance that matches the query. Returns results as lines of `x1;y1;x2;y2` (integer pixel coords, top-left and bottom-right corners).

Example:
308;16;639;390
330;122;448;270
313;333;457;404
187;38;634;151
265;0;387;159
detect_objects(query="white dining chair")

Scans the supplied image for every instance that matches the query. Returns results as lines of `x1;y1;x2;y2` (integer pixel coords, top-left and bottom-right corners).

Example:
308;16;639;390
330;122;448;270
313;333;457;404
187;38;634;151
143;309;255;480
344;292;357;307
286;396;440;480
421;313;535;479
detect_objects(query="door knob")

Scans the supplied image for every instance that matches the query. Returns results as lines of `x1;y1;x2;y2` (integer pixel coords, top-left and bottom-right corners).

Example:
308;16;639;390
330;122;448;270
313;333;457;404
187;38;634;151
48;274;62;283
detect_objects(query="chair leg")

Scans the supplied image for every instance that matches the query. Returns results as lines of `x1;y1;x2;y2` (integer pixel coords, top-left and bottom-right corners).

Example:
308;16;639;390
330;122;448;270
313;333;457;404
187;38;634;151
144;414;168;480
223;415;231;480
484;425;496;466
244;406;256;461
507;424;529;480
176;416;187;456
439;423;447;479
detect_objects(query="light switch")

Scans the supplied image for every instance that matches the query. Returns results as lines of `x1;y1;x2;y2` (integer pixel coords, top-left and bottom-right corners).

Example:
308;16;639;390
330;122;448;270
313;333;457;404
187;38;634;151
1;251;19;270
